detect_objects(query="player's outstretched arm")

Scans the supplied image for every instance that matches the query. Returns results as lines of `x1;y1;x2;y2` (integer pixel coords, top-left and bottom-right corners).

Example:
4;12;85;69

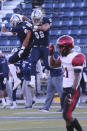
1;20;15;35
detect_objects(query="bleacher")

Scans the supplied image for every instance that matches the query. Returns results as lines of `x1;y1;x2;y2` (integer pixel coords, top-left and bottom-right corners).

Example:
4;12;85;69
0;0;87;55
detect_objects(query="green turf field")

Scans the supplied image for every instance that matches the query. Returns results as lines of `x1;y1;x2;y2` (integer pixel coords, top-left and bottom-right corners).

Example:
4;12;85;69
0;105;87;131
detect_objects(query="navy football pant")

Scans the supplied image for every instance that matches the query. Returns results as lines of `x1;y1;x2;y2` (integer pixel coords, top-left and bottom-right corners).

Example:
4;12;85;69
0;77;6;90
31;47;49;76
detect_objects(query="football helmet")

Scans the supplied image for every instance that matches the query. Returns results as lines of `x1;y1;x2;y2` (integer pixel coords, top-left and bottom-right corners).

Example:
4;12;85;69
57;35;74;56
31;9;43;25
10;14;23;27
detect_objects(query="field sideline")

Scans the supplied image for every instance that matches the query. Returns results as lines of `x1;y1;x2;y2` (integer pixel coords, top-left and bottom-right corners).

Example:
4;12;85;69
0;104;87;131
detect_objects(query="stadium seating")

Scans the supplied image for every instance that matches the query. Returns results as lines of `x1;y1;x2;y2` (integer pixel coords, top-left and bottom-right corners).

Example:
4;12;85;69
0;0;87;53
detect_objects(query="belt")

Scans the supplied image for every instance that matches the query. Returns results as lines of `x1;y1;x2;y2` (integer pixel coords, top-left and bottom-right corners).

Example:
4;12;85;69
63;87;72;91
33;45;48;48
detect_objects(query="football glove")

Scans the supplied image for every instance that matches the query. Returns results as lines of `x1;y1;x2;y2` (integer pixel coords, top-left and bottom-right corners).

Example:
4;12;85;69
1;20;8;27
3;78;7;85
71;87;76;96
18;46;25;58
65;93;72;104
32;25;38;32
49;44;54;56
65;88;76;104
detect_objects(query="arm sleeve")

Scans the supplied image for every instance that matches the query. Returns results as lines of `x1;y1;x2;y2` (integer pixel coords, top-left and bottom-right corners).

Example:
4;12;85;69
72;53;85;70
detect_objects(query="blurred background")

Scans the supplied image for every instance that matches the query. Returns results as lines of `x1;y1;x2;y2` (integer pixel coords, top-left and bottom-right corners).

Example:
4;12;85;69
0;0;87;104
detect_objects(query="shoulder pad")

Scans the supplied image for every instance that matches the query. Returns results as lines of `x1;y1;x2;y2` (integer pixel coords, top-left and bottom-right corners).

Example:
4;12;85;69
72;54;85;66
43;17;52;25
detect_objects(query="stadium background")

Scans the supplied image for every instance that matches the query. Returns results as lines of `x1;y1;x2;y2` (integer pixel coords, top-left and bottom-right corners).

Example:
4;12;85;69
0;0;87;59
0;1;87;131
0;0;87;101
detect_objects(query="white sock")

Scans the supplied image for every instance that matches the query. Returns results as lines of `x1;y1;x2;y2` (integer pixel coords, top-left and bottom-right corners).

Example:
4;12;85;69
8;64;18;82
2;98;6;105
5;97;9;103
31;76;35;83
13;101;16;106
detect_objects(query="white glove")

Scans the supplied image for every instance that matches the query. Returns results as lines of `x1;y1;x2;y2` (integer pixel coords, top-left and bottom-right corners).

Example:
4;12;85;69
3;78;7;84
33;26;38;31
1;20;8;27
18;46;25;58
34;26;38;30
3;20;8;24
42;73;48;79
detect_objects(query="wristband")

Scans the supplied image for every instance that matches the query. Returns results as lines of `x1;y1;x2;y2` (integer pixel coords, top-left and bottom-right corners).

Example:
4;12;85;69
21;46;25;50
34;26;38;30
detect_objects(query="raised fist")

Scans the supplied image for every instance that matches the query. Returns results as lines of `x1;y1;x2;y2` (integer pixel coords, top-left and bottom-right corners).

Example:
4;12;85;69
49;44;54;56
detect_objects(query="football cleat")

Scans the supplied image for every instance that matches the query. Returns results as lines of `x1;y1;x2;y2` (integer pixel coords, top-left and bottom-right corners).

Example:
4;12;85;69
2;103;7;108
38;108;49;113
10;105;17;109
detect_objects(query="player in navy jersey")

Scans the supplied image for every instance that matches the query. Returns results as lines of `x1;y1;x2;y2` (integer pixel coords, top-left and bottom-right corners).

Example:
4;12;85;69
1;13;33;64
1;14;33;90
21;56;35;108
0;52;10;108
28;9;52;88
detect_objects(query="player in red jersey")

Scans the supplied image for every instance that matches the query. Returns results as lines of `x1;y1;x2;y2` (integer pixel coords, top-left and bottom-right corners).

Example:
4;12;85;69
49;35;85;131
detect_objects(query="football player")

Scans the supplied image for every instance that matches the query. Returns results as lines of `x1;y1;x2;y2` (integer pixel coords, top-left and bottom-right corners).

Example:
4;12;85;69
28;8;52;88
1;14;33;90
38;43;63;112
0;52;10;108
21;56;36;108
1;13;33;64
50;35;84;131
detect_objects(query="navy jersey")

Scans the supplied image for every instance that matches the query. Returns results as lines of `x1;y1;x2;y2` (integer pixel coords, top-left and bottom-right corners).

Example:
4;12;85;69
10;21;33;45
50;52;63;77
21;56;31;81
0;56;9;79
32;17;52;47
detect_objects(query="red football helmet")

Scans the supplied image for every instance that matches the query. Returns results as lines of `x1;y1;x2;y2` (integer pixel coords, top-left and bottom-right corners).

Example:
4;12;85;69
57;35;74;56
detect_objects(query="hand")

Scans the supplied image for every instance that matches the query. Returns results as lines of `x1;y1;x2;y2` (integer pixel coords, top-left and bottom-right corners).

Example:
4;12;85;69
32;26;38;31
65;93;72;104
3;20;8;24
18;49;24;58
18;46;25;58
71;87;76;95
3;78;7;84
49;44;54;56
1;20;8;27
